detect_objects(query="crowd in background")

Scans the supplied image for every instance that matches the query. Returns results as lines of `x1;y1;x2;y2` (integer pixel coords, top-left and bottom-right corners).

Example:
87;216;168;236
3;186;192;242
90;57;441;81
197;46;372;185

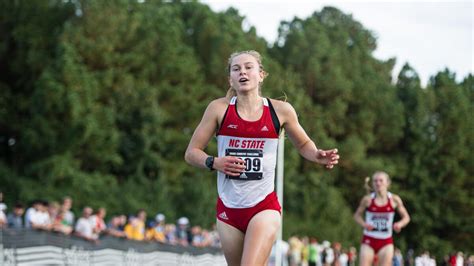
0;192;220;248
1;192;472;266
268;236;358;266
268;236;473;266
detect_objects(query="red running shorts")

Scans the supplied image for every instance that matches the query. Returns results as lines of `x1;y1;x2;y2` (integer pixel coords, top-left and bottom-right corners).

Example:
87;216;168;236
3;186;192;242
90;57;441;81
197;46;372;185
216;191;281;233
362;235;394;253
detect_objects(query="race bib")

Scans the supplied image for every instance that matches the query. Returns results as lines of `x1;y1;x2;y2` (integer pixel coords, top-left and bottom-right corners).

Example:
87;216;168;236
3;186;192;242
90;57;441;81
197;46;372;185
225;148;263;181
370;215;389;232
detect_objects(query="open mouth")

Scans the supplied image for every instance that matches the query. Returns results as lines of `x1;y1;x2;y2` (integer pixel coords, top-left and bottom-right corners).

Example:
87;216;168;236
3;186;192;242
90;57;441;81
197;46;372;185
239;78;249;83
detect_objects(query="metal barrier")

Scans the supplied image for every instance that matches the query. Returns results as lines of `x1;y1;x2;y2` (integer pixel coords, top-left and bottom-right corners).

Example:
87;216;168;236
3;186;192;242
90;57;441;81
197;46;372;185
0;228;226;265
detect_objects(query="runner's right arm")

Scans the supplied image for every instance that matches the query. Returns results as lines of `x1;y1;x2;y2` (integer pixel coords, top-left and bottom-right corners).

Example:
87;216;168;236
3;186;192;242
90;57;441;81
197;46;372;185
353;196;374;231
185;99;245;176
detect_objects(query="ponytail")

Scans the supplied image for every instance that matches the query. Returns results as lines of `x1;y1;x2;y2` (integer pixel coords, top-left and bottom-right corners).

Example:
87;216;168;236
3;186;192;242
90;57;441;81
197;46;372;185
364;176;373;195
226;87;237;99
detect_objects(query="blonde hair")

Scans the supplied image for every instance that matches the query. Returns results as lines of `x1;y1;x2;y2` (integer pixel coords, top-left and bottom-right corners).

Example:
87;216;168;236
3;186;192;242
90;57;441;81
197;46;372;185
226;50;269;98
364;176;372;195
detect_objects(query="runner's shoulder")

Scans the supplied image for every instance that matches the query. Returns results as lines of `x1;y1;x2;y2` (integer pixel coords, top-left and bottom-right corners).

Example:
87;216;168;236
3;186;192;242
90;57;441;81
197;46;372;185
268;98;295;118
362;195;372;206
207;97;229;111
391;193;403;206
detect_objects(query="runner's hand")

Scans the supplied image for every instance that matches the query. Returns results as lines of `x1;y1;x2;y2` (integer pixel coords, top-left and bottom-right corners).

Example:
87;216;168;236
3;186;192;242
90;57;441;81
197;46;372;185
364;223;375;231
315;148;339;169
214;156;246;176
393;222;402;233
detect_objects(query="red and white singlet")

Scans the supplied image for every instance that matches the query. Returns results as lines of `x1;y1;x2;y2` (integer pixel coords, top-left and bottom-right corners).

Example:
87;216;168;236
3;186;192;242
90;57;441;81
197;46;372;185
364;192;395;239
216;96;280;208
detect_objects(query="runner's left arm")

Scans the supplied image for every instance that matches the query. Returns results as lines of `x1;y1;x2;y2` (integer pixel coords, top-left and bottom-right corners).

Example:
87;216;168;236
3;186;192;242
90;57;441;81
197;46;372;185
393;195;410;232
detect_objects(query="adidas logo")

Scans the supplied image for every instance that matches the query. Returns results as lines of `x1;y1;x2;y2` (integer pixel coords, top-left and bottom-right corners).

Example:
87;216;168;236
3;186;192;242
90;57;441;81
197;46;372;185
227;124;238;129
240;172;248;179
218;212;229;220
261;125;269;131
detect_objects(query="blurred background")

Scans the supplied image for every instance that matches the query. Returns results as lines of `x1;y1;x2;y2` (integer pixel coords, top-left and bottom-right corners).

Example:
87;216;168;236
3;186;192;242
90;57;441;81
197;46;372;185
0;0;472;263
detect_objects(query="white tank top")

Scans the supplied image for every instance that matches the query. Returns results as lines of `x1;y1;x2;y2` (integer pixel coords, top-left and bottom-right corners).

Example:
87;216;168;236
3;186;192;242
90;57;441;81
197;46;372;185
216;97;280;208
364;192;395;239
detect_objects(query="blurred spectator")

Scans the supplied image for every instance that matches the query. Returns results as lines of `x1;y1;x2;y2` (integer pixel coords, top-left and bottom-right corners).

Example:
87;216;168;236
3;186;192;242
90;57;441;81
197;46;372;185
301;236;309;266
137;209;147;227
200;229;214;247
127;209;146;240
176;216;190;246
7;203;25;228
456;252;464;266
348;247;357;266
288;236;303;266
144;220;155;241
269;239;290;266
393;248;404;266
191;225;206;247
155;213;165;223
106;215;127;238
48;201;60;222
332;242;342;266
30;200;52;231
322;240;334;266
443;255;450;266
308;237;319;266
49;201;72;234
467;255;474;266
118;214;127;231
90;207;107;236
0;192;6;228
415;251;435;266
338;249;348;266
449;252;457;266
75;206;98;241
124;216;145;241
0;192;6;213
165;223;177;245
52;208;73;235
146;213;166;243
407;249;415;266
208;223;221;248
61;196;75;227
0;208;6;228
24;200;40;228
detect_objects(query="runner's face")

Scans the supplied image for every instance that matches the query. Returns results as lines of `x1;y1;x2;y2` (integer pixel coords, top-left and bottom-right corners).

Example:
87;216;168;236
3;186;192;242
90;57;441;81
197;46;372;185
372;174;389;192
229;54;264;94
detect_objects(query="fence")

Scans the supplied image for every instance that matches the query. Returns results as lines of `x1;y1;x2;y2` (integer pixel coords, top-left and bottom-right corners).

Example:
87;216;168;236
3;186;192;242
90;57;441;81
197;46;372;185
0;228;226;265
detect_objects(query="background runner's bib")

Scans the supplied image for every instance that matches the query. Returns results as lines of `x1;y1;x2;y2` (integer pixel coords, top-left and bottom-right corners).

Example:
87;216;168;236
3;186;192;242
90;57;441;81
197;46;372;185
216;97;280;208
364;192;395;239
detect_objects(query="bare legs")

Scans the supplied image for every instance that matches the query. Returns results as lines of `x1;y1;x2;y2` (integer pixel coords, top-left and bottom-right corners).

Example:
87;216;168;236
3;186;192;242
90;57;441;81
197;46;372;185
377;244;394;266
359;243;394;266
217;210;281;266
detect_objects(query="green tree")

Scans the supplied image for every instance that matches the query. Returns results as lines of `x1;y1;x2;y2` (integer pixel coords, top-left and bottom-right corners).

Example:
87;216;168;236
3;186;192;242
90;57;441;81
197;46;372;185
0;0;76;200
425;70;473;253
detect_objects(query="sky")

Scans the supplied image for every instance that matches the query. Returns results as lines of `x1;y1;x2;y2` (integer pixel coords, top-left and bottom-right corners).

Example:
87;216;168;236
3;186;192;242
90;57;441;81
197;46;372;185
201;0;473;86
